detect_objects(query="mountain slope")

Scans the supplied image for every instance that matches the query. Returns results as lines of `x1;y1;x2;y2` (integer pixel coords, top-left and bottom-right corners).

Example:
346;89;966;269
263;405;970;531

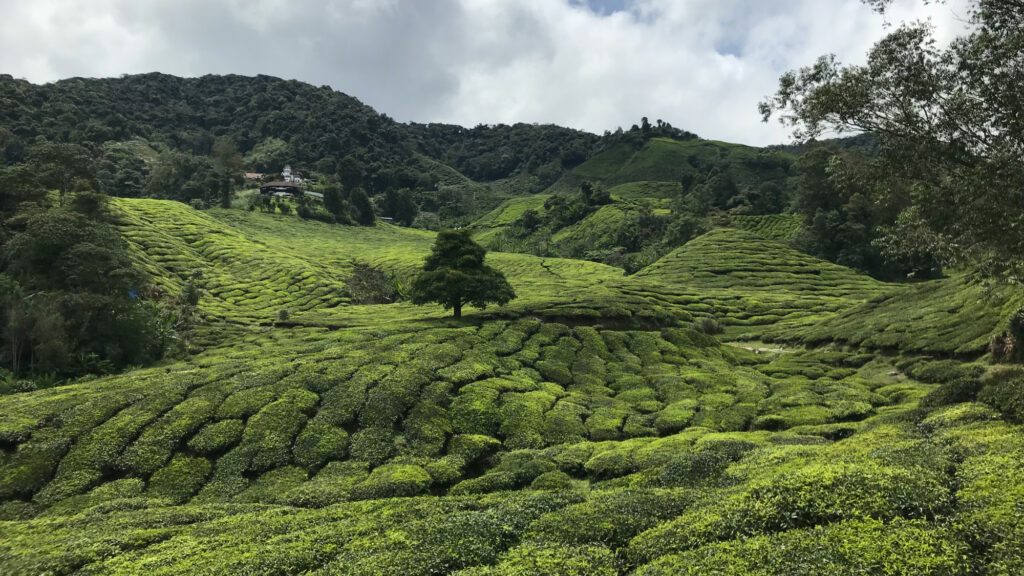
0;73;599;195
2;202;1023;574
629;228;887;336
550;137;794;194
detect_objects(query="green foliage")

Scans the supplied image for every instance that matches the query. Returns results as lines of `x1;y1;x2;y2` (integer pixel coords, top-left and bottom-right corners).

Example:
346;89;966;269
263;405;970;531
762;0;1024;279
0;155;1022;574
348;427;397;467
349;463;432;500
1;200;169;377
978;368;1024;423
147;455;211;504
635;519;970;576
412;229;516;317
188;419;245;455
530;470;574;491
348;188;376;226
343;262;402;305
293;422;349;470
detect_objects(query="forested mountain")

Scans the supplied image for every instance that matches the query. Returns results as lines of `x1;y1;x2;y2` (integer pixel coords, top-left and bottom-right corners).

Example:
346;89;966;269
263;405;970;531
0;73;601;194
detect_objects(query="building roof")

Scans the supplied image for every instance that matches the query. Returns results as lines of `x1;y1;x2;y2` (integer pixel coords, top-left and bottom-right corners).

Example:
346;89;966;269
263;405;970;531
261;181;301;188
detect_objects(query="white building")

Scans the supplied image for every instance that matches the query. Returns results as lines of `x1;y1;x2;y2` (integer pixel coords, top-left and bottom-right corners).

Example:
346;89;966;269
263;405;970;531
282;164;303;185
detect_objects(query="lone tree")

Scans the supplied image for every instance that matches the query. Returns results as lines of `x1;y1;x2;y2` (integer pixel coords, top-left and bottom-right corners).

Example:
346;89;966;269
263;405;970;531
411;229;515;318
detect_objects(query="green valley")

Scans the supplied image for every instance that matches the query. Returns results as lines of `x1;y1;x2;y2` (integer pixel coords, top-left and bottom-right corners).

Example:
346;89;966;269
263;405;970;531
2;195;1023;575
3;2;1024;569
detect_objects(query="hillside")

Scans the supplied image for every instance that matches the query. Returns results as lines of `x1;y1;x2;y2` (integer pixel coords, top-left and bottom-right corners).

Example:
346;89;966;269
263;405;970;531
2;200;1024;575
467;134;799;271
549;138;793;194
1;74;804;229
630;228;887;337
0;73;599;197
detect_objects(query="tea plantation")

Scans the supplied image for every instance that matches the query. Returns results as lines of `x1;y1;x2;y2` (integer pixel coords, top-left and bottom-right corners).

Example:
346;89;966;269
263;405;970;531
2;198;1023;575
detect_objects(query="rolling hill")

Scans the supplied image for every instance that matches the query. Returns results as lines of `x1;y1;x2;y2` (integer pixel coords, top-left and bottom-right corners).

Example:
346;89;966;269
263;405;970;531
2;200;1023;575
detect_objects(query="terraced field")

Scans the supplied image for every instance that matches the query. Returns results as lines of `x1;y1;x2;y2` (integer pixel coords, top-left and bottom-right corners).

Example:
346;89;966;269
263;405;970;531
608;181;682;203
770;274;1024;356
554;139;792;193
3;200;1024;575
727;214;803;243
630;228;887;337
115;199;660;328
472;195;550;229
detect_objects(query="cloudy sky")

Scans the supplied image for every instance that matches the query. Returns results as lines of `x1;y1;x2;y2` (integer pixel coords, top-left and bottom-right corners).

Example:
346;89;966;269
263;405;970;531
0;0;970;145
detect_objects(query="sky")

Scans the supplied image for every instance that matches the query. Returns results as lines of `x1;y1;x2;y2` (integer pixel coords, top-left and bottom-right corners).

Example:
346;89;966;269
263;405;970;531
0;0;971;146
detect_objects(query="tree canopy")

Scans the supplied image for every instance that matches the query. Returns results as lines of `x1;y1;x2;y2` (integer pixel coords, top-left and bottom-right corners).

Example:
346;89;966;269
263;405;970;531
411;230;515;318
0;178;174;377
761;0;1024;279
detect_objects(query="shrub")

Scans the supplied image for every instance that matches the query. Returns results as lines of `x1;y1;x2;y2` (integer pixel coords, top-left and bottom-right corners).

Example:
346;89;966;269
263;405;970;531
450;472;519;495
234;466;308;504
293;422;349;470
527;489;693;548
147;455;211;504
586;408;627;441
425;455;466;485
240;393;312;471
585;447;635;480
919;403;1000;431
188;419;245;455
910;360;982;384
536;360;573;386
633;518;970;576
696;438;759;460
41;478;145;517
630;462;953;562
119;395;219;476
404;401;452;456
344;263;402;305
284;460;370;507
452;385;501;436
660;452;731;487
449;434;502;462
349;464;432;500
500;392;554;450
694;317;725;335
543;401;588;446
461;542;619;576
920;377;982;408
1009;307;1024;348
348;427;397;467
653;400;698;434
216;386;276;420
530;471;574;491
978;368;1024;423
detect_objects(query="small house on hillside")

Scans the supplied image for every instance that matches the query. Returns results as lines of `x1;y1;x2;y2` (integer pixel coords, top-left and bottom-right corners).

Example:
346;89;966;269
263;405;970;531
282;165;303;184
260;181;302;196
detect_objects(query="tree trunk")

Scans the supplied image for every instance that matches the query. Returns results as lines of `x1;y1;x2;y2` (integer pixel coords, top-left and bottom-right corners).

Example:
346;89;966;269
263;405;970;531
453;302;462;318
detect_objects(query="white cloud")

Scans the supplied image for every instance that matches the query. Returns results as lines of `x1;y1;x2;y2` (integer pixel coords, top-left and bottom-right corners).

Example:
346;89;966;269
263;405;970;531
0;0;971;145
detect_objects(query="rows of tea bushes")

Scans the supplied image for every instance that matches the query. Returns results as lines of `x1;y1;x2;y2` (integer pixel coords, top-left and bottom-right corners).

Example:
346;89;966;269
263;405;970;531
3;386;1021;574
4;200;1024;574
628;228;887;337
0;317;925;517
726;214;803;243
114;198;671;328
768;273;1024;356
